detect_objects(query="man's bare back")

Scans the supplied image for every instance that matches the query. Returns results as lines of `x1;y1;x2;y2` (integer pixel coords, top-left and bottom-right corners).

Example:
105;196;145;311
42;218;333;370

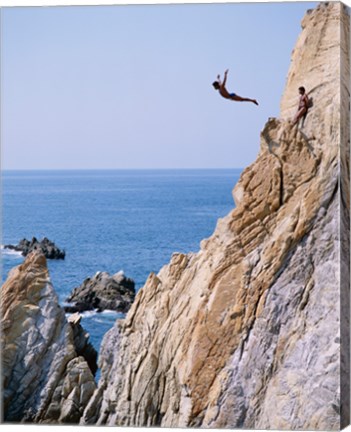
212;69;259;106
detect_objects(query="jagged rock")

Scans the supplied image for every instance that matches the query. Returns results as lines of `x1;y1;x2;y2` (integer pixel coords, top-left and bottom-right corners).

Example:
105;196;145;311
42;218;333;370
64;271;135;314
4;237;65;259
1;252;97;423
81;3;349;429
68;313;98;376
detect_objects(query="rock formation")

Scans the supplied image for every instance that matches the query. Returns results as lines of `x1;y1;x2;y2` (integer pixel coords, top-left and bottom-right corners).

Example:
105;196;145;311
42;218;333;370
4;237;65;259
1;252;97;423
64;271;135;314
81;3;349;429
67;313;98;376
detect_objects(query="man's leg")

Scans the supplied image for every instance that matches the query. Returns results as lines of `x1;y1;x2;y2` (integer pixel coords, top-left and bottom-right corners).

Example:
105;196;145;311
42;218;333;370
231;94;259;105
292;107;307;125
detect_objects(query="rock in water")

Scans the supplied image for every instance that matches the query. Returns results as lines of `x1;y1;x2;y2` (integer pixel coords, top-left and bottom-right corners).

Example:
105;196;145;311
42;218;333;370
64;271;135;313
4;237;65;259
1;252;97;423
81;3;349;429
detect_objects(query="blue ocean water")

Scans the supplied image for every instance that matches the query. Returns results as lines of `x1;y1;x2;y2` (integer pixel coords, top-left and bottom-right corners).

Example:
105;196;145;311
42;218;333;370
2;169;241;352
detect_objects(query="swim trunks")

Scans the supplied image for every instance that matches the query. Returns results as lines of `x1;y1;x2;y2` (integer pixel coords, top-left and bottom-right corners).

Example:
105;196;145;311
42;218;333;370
230;93;236;97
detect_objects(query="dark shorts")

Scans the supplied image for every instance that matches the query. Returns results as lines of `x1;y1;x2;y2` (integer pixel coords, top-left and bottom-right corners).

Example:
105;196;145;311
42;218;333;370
230;93;236;97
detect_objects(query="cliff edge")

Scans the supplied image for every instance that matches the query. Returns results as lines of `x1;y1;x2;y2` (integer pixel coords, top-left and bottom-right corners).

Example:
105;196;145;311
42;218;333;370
82;3;350;429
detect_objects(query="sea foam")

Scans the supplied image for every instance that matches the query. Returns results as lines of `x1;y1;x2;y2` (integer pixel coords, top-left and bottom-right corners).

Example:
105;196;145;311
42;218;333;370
0;245;23;257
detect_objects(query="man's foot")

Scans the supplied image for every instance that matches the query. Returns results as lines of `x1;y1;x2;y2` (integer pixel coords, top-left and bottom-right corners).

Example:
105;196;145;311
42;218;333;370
253;99;259;106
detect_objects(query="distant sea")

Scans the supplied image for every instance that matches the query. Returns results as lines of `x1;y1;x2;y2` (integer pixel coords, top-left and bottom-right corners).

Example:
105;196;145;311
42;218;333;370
1;169;242;352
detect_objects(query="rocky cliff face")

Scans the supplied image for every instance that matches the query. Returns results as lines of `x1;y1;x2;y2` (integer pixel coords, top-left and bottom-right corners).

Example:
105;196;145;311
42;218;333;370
82;3;349;429
1;252;97;423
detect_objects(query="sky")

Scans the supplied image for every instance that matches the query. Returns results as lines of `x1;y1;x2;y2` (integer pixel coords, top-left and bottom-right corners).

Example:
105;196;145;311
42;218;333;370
1;1;318;170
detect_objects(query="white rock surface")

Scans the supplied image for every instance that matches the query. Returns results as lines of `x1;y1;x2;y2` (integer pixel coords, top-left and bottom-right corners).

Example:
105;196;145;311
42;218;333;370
1;253;97;423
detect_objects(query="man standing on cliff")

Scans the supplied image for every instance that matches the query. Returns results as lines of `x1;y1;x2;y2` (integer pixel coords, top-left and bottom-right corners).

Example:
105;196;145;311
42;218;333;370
212;69;259;106
292;86;309;125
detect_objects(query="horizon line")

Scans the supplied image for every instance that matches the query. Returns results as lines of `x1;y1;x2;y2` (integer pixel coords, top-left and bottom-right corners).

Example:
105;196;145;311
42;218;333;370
2;167;244;172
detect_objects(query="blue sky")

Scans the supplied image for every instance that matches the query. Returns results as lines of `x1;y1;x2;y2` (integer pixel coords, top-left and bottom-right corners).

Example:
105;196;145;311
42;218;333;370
2;2;317;170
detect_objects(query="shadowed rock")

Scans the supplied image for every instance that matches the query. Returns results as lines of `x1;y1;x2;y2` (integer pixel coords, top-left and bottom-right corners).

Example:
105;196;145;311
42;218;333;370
64;271;135;314
4;237;65;259
68;313;98;376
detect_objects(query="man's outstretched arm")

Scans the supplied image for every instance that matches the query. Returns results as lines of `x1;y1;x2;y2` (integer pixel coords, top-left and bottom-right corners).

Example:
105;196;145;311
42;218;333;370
223;69;229;86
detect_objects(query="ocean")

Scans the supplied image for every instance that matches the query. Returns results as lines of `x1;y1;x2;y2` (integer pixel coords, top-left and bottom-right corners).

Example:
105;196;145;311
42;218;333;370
1;169;241;352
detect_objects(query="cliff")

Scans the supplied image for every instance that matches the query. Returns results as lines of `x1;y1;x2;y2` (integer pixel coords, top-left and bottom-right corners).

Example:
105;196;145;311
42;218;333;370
82;3;350;429
1;2;349;429
1;252;97;423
